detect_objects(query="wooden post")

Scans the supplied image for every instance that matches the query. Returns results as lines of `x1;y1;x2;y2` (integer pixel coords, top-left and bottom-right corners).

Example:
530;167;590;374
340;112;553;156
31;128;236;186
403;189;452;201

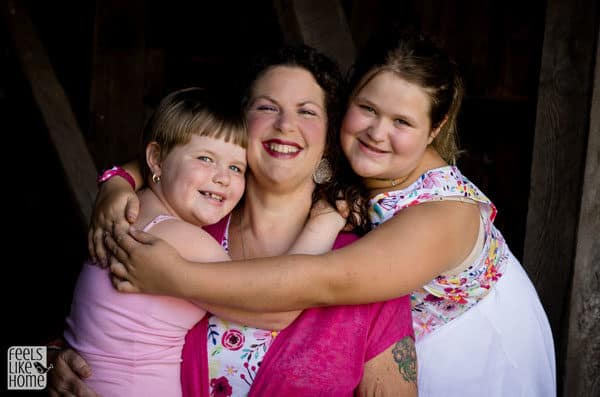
89;0;146;168
563;24;600;397
523;0;599;392
273;0;355;72
4;0;98;225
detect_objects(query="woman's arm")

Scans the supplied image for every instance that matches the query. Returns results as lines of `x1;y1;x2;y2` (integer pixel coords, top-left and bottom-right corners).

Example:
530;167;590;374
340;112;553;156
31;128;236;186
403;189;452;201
108;200;480;311
357;336;417;397
47;348;99;397
89;161;142;265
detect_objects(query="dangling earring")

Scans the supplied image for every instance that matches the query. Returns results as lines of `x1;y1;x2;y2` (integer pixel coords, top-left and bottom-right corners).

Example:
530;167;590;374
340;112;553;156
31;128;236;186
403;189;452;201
313;158;332;184
152;173;161;183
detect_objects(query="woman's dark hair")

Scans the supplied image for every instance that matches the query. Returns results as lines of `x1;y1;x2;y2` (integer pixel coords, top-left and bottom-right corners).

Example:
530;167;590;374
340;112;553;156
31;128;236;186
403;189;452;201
242;44;370;234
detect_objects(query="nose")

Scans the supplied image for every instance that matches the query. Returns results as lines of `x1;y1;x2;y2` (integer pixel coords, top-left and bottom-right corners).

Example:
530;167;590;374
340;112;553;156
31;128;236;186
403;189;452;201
366;119;386;143
275;110;295;134
212;166;231;186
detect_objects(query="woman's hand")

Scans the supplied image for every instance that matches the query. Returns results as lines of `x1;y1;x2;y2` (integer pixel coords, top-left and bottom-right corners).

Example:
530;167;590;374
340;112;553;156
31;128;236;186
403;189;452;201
106;228;188;297
47;348;99;397
88;177;139;266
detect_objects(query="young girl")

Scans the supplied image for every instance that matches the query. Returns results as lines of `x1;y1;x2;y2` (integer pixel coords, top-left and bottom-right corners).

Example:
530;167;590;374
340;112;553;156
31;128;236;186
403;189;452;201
101;32;555;395
63;87;346;396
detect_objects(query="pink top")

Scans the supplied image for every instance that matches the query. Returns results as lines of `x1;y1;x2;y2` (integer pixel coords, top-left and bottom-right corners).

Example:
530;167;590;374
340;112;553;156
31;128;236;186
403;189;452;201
64;215;206;397
182;216;413;396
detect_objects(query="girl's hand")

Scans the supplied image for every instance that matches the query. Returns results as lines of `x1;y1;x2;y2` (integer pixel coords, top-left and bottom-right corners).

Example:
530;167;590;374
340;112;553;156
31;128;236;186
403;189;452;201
288;200;348;255
309;199;347;230
88;177;139;266
47;348;99;397
106;228;187;297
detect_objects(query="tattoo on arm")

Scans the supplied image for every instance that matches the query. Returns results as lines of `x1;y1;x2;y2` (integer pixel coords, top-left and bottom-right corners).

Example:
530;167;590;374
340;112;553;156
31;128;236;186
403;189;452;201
392;336;417;384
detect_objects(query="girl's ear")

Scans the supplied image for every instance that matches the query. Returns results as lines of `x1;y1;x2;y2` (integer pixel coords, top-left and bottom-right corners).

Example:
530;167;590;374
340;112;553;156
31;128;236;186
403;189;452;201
146;142;162;177
428;116;448;145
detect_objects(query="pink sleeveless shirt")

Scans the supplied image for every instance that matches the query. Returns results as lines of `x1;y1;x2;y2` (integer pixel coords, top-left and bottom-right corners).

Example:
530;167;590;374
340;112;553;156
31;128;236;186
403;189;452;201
64;215;206;397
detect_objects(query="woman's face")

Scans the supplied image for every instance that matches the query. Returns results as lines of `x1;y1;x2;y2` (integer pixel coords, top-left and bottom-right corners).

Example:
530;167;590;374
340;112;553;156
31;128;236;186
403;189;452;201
341;71;437;181
245;66;327;189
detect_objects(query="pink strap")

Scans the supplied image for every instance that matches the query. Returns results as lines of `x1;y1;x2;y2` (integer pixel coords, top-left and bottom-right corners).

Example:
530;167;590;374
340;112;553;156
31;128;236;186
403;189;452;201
142;215;178;232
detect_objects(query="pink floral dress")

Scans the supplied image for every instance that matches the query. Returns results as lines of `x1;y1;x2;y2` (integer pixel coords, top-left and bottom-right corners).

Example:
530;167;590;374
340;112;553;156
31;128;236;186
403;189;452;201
206;219;277;397
369;165;508;341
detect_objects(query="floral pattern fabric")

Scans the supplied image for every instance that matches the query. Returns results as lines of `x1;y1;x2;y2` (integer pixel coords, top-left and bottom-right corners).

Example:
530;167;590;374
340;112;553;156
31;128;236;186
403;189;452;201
369;165;508;341
206;218;277;397
207;317;277;396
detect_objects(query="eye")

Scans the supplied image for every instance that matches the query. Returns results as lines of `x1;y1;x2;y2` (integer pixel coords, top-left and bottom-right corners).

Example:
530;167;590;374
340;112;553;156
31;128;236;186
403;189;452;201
229;165;244;173
256;104;278;112
197;155;213;163
299;108;318;117
393;118;410;127
359;104;375;113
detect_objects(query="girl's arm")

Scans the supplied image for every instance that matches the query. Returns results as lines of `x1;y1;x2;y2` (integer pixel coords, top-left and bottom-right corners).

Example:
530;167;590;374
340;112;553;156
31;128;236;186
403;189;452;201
108;200;480;311
357;336;417;397
210;202;345;328
288;200;346;254
211;202;345;328
89;161;142;265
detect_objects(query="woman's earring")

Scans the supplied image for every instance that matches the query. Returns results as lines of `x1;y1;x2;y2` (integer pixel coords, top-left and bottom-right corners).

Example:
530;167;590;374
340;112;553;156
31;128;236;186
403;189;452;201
152;173;161;183
313;158;332;184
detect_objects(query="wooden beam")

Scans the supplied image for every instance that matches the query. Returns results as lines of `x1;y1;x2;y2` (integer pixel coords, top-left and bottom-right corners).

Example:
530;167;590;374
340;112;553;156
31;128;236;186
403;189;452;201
273;0;355;72
523;0;599;392
564;24;600;397
4;0;97;225
89;0;145;168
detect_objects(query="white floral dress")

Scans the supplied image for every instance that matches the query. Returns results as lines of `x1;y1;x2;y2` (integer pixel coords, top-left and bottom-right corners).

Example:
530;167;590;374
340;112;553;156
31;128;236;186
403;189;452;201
369;166;556;396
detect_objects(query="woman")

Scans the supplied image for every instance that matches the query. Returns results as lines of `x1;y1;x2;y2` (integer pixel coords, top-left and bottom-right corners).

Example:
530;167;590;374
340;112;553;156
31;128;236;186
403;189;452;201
48;45;416;397
104;31;555;396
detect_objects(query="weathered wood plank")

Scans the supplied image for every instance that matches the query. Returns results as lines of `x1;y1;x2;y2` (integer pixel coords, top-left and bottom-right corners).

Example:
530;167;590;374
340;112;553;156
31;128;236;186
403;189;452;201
4;0;97;225
523;0;599;392
273;0;355;72
564;24;600;397
89;0;145;168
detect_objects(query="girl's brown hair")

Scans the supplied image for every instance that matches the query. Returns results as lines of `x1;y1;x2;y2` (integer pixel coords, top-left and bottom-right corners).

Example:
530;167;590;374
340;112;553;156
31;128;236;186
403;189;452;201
141;87;247;181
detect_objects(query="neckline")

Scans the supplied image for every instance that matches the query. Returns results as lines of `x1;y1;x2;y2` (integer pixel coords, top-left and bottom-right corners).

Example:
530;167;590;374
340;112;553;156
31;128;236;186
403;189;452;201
368;165;455;202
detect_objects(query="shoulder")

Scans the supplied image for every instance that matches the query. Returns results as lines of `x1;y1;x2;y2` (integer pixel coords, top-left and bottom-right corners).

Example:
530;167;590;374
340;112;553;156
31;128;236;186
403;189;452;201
147;218;229;262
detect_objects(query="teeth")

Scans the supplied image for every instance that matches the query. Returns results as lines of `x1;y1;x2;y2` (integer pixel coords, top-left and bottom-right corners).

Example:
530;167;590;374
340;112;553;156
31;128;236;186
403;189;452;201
268;143;300;154
201;192;223;202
